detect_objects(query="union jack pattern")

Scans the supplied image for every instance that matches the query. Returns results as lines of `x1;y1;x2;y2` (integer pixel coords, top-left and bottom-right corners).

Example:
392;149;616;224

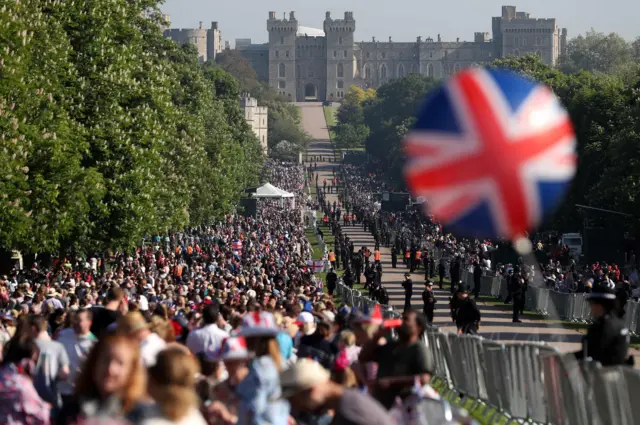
404;68;576;239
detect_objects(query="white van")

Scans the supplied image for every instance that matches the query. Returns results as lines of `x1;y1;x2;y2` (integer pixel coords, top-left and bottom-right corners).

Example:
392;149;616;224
561;233;583;259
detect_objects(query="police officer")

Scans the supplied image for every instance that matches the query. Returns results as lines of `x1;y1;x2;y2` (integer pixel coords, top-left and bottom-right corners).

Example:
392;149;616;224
326;268;338;296
511;270;527;323
402;272;413;312
453;286;481;334
438;260;446;289
575;286;632;366
422;281;437;324
391;246;398;268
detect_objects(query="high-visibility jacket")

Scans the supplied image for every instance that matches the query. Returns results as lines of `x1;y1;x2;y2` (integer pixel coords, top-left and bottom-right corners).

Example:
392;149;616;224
415;251;422;260
323;215;329;223
405;251;411;258
329;252;336;262
374;250;381;261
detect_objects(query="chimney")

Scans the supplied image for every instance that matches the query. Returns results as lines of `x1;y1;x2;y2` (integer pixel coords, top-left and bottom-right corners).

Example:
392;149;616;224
269;11;276;19
289;11;296;20
199;21;203;29
437;34;441;42
456;37;459;43
417;36;422;43
389;36;392;42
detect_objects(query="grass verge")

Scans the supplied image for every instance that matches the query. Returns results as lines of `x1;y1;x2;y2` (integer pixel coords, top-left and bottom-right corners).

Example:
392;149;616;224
323;106;337;139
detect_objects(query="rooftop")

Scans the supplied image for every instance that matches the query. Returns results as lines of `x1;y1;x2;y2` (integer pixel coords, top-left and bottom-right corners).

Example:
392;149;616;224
297;26;325;37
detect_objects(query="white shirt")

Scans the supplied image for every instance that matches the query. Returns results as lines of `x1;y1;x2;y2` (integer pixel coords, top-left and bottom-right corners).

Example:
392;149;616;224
186;323;229;356
141;332;167;367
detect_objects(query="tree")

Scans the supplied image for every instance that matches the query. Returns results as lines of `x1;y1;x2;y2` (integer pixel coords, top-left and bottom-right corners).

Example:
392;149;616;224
334;123;370;149
559;30;636;76
214;49;261;93
363;74;439;172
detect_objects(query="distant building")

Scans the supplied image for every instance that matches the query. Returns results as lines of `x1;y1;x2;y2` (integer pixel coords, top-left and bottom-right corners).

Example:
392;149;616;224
239;93;268;154
164;21;223;63
232;6;567;102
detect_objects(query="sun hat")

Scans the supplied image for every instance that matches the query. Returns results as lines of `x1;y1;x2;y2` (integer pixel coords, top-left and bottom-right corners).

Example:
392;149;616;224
280;358;330;398
236;311;281;337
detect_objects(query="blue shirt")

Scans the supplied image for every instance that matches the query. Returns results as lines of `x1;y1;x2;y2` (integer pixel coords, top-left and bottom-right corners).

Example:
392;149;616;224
276;332;293;360
236;355;290;425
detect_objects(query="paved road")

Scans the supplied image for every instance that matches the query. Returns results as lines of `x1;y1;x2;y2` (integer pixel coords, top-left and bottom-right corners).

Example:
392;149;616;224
299;102;585;353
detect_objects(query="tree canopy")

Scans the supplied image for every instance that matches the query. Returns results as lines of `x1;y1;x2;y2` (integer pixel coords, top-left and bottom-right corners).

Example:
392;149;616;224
334;50;640;233
0;0;263;254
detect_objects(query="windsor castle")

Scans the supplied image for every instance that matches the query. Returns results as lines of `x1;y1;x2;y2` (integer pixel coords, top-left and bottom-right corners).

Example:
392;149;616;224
165;6;568;102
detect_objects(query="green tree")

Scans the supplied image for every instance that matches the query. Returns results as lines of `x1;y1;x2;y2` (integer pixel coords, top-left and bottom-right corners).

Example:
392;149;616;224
559;30;636;76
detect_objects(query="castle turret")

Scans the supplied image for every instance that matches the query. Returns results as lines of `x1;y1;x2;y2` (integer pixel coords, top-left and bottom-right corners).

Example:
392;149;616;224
324;11;356;101
267;11;298;100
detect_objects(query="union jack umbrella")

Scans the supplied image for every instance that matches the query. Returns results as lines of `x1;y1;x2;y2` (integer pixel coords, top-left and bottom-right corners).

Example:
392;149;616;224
403;68;576;240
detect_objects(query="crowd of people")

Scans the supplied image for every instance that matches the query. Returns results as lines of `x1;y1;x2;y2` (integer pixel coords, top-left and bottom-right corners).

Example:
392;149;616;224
0;160;462;425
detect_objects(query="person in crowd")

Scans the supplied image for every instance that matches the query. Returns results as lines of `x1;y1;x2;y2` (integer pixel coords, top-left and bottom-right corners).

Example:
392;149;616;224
117;311;167;368
56;308;98;405
281;358;395;425
30;315;70;414
146;347;208;425
359;310;432;410
58;334;157;425
91;287;127;339
186;304;229;358
0;335;51;425
205;336;252;425
234;311;291;425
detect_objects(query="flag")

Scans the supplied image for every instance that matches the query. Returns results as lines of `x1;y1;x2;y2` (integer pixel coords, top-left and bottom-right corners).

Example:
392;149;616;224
232;240;242;251
403;68;576;240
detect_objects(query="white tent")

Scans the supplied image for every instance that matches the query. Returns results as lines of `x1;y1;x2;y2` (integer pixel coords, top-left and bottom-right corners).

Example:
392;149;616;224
251;183;295;209
251;183;294;199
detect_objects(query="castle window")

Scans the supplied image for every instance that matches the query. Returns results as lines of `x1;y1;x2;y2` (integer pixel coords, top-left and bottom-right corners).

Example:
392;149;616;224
366;52;370;59
522;38;527;47
514;36;519;46
337;80;344;88
380;63;387;80
278;63;286;78
398;63;405;78
536;36;542;46
333;50;337;58
344;50;347;58
364;64;371;79
278;80;285;89
280;36;284;44
429;51;433;58
286;50;290;57
339;37;343;44
382;52;386;59
275;50;279;58
337;63;344;78
427;63;434;77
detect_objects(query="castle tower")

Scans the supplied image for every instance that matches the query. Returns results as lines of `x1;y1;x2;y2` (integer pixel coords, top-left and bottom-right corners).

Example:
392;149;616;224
267;11;298;100
324;11;356;101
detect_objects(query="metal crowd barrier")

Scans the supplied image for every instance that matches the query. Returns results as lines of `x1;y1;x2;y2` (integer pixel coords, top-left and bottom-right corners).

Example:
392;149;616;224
454;267;640;336
333;279;401;318
423;327;640;425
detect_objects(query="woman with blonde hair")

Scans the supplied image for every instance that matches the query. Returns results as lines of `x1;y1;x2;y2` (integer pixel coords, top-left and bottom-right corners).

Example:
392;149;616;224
145;347;207;425
232;311;290;425
58;334;157;425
